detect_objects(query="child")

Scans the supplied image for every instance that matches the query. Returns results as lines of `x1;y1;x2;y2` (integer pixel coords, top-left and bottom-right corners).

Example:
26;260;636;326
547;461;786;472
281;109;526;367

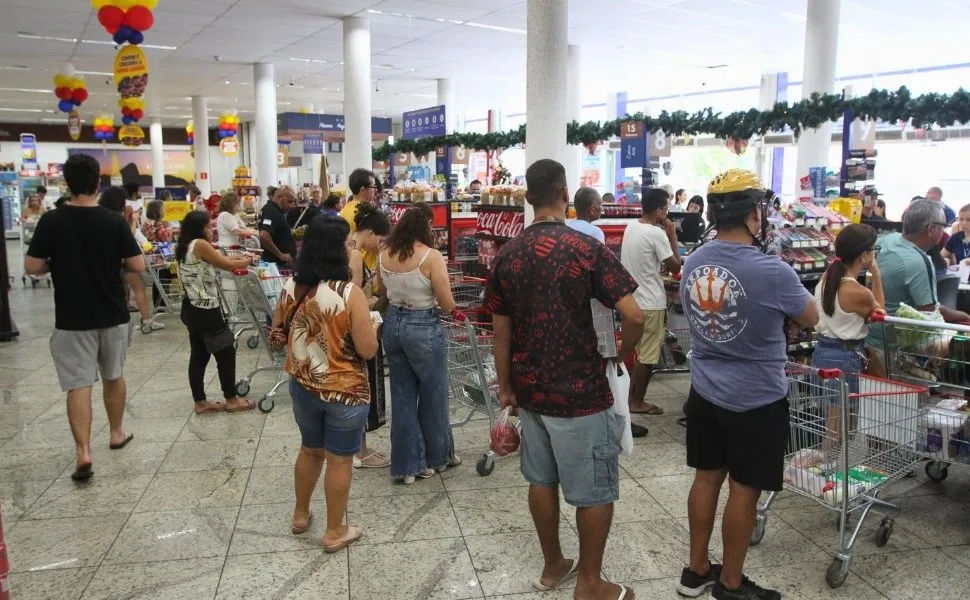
942;204;970;265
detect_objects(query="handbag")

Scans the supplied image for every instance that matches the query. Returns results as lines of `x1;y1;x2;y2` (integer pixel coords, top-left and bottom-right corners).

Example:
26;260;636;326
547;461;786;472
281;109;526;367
203;327;235;354
268;284;310;351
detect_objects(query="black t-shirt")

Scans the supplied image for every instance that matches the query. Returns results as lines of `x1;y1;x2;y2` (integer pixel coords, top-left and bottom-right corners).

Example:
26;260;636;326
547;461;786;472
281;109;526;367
485;222;638;418
259;200;296;263
27;204;141;331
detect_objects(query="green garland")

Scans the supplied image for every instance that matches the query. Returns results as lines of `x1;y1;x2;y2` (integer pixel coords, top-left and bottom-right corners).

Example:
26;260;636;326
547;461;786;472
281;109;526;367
372;86;970;162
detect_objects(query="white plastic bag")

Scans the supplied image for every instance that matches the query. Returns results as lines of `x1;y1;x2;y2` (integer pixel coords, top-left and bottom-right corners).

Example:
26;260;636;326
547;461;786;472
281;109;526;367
607;361;634;456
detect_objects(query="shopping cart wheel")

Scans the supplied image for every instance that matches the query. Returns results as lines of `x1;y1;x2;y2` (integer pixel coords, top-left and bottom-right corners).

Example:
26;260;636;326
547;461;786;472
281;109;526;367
475;454;495;476
258;396;274;413
925;461;949;482
825;557;851;589
875;518;894;547
749;514;766;546
140;321;153;334
235;380;251;397
682;400;688;415
247;335;260;349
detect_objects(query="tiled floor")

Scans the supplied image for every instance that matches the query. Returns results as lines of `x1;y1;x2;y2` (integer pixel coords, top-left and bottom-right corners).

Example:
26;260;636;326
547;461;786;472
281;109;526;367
3;245;970;599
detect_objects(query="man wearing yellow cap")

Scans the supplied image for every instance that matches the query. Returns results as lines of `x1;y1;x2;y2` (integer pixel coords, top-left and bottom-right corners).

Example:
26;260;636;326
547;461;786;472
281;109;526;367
676;169;818;600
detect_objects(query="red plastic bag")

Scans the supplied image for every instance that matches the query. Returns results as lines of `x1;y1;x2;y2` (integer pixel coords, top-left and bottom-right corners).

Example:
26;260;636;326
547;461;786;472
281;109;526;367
490;406;520;457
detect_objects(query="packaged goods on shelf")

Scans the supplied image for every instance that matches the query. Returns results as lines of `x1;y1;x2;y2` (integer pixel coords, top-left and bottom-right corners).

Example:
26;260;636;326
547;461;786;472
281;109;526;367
394;181;443;203
479;185;525;207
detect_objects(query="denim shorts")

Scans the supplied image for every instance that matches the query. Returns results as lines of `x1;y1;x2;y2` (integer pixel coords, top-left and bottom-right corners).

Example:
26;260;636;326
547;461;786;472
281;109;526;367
289;379;369;456
518;406;621;508
811;337;864;402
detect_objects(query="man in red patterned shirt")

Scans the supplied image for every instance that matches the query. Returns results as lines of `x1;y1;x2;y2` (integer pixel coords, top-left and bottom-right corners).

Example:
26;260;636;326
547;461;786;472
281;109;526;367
487;159;644;600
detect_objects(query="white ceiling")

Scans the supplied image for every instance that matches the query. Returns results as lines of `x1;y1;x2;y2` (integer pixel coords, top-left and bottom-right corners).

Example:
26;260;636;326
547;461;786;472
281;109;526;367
0;0;968;127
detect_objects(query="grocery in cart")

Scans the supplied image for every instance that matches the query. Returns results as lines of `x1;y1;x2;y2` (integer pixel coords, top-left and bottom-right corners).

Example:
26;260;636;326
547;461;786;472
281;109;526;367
19;218;50;287
754;362;925;588
232;268;289;413
874;311;970;482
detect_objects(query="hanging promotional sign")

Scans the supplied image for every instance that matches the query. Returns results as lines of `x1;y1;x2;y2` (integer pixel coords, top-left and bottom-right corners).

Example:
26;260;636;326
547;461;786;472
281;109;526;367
277;141;290;168
219;137;239;156
67;110;82;141
303;133;323;154
114;45;149;99
118;125;145;147
20;133;38;169
402;105;447;140
619;121;646;169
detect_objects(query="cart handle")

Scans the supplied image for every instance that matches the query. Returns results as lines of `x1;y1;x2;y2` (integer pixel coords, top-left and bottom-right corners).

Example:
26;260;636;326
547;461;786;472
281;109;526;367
869;311;970;333
233;268;249;276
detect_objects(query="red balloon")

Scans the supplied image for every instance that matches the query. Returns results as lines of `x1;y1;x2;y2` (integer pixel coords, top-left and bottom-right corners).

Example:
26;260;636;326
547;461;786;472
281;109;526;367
71;88;88;104
125;6;154;32
132;108;143;120
107;25;119;34
98;5;125;30
122;107;132;116
55;87;71;100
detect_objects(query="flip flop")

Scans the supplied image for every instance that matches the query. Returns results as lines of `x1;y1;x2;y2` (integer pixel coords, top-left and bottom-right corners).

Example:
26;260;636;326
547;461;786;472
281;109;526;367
354;451;390;469
323;525;362;553
226;398;256;413
629;404;664;415
532;558;579;591
71;463;93;482
109;433;135;450
291;512;313;535
575;582;633;600
194;402;225;415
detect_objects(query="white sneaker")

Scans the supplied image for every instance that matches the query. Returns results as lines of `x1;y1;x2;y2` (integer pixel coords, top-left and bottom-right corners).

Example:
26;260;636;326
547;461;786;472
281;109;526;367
150;321;166;331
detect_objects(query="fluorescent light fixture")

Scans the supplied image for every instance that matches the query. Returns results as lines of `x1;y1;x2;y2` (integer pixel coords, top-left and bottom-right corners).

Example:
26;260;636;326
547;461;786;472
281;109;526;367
76;70;112;76
0;108;44;113
365;8;524;35
289;57;332;64
42;117;82;123
0;87;50;93
464;22;526;34
0;66;28;71
17;32;177;50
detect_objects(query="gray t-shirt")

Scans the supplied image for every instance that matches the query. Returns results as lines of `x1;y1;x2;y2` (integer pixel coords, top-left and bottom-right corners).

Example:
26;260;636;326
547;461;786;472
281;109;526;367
680;240;813;411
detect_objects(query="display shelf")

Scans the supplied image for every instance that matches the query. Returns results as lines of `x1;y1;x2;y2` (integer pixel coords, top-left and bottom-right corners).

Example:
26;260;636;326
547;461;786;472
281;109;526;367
472;203;523;213
388;201;452;257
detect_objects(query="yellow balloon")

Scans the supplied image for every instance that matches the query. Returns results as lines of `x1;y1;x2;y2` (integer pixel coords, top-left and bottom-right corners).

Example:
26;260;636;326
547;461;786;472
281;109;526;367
91;0;112;8
115;0;138;9
133;0;158;7
53;74;70;88
69;78;84;89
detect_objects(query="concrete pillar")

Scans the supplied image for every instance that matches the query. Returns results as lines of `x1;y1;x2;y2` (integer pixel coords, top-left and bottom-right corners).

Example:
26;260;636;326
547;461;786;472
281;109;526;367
566;44;583;196
795;0;840;192
191;95;210;197
343;17;372;174
525;0;569;225
254;63;278;201
149;117;165;190
437;78;456;133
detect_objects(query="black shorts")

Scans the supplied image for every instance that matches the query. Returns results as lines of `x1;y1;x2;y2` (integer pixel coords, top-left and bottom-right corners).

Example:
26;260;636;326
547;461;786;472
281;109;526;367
686;387;789;492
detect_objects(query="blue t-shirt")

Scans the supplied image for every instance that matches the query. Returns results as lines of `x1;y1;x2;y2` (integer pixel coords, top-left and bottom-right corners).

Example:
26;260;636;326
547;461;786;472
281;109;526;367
680;240;813;412
565;219;605;244
945;231;970;262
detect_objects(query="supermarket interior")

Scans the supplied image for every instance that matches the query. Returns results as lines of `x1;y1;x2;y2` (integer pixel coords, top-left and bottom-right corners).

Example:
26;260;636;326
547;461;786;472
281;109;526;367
4;0;970;599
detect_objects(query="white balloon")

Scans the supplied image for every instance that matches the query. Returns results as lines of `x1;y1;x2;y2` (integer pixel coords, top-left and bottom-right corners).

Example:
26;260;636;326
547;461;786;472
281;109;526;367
64;63;76;77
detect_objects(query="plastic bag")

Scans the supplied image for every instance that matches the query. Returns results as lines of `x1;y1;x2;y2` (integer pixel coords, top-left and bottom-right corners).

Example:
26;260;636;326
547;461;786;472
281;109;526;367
490;406;520;457
608;360;634;456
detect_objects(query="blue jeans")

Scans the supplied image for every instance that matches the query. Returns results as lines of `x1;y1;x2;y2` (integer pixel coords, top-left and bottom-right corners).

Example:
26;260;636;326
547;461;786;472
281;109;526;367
382;305;454;478
811;336;863;404
289;379;369;456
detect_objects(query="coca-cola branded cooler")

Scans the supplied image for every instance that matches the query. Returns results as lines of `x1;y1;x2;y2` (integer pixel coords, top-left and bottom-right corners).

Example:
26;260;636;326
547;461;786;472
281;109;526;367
474;205;525;270
388;202;453;258
596;219;634;259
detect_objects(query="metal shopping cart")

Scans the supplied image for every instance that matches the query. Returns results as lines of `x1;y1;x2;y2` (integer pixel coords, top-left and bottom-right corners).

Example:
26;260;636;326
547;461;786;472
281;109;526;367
19;218;50;287
874;313;970;482
216;245;260;349
232;269;290;413
753;362;925;588
450;275;488;321
143;242;182;331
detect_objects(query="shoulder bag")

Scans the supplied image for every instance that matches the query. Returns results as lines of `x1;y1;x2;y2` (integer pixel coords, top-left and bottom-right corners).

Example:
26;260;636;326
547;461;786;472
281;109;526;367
268;283;310;351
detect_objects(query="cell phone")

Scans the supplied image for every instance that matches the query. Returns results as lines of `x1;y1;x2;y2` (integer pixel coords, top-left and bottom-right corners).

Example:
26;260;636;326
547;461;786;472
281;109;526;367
369;311;383;325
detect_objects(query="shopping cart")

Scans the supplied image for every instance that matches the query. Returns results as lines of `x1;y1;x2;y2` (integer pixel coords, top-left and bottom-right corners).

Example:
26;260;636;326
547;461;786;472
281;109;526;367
442;314;514;476
874;313;970;482
216;245;260;349
19;219;50;287
143;242;182;331
232;269;289;413
753;362;925;588
450;275;488;321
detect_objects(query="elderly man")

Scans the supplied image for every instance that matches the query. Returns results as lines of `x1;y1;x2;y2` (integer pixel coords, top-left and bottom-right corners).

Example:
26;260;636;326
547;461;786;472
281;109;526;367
566;187;604;243
259;184;297;264
866;198;970;376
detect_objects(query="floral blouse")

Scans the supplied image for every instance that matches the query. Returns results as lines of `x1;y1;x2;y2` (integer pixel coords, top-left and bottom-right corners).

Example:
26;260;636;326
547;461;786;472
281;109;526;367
142;219;171;243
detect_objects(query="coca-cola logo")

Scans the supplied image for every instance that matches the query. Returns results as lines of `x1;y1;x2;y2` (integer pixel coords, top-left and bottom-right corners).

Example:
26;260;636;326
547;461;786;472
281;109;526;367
389;204;407;223
477;209;524;240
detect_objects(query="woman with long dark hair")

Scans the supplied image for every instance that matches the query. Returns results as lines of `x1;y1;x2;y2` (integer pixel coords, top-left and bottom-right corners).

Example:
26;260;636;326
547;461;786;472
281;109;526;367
272;216;378;550
349;203;392;468
377;203;459;484
177;211;258;414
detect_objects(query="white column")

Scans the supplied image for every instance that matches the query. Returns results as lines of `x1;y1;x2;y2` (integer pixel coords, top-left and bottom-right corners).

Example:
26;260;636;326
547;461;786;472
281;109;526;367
343;17;372;174
191;95;211;197
566;44;583;196
525;0;569;225
437;78;455;133
755;73;780;183
254;62;278;201
149;117;165;190
795;0;840;191
487;108;502;133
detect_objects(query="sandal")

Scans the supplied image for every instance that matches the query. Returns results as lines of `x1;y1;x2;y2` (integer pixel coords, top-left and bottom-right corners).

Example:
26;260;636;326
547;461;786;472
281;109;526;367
322;524;362;553
226;398;256;413
194;401;225;415
533;558;578;591
291;512;312;535
629;403;664;416
354;451;390;469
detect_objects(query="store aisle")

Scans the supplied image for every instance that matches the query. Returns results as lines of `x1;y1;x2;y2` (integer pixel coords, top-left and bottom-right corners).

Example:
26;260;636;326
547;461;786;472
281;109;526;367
1;243;969;600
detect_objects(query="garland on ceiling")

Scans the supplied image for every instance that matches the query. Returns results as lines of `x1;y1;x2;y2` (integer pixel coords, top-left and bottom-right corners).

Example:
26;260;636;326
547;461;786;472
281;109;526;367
372;86;970;161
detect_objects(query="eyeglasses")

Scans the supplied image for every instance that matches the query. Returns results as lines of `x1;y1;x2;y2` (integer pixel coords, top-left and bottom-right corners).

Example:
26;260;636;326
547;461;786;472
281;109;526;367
869;247;881;257
931;222;948;228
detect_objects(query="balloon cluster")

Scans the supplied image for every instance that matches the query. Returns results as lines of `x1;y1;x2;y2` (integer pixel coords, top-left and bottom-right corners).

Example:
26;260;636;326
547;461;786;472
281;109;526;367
93;115;115;141
185;120;194;145
218;111;240;139
53;65;88;114
92;0;157;46
119;97;145;124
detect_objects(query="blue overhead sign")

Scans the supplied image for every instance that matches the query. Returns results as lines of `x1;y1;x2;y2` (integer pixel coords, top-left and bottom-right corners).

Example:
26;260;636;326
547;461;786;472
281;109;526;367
619;121;646;169
278;113;392;135
303;133;323;154
402;105;447;140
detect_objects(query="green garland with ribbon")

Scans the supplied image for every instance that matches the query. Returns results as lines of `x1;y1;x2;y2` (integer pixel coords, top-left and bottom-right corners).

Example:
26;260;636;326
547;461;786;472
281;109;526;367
372;86;970;162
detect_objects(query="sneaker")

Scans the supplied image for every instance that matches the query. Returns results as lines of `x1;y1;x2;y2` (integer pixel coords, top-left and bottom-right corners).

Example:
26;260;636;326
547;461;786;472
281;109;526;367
678;563;721;597
631;423;649;438
712;576;781;600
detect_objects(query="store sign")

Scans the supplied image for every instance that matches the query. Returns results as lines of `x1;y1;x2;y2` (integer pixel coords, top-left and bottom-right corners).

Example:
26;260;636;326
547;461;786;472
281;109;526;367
303;133;323;154
20;133;38;169
277;142;290;168
161;200;193;222
476;208;524;240
619;121;646;169
850;118;876;152
67;111;81;141
219;137;239;156
402;105;447;140
276;113;392;135
649;129;672;158
394;152;413;166
388;202;449;228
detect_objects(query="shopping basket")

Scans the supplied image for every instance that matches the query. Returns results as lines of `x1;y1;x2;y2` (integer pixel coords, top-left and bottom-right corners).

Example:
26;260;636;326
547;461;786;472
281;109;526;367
753;362;925;588
874;312;970;482
442;314;516;476
232;268;289;413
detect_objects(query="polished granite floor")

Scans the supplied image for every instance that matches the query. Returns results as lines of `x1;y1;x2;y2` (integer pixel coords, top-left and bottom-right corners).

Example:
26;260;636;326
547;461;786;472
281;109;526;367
2;246;970;600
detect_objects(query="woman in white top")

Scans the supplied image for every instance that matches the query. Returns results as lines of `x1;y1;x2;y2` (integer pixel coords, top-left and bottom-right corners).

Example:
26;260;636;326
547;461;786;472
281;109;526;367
216;191;257;247
176;211;259;414
377;204;459;484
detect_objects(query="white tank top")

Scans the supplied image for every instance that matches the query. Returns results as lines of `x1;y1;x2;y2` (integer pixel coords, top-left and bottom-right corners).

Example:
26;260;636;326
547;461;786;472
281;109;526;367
814;278;868;341
379;248;436;310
